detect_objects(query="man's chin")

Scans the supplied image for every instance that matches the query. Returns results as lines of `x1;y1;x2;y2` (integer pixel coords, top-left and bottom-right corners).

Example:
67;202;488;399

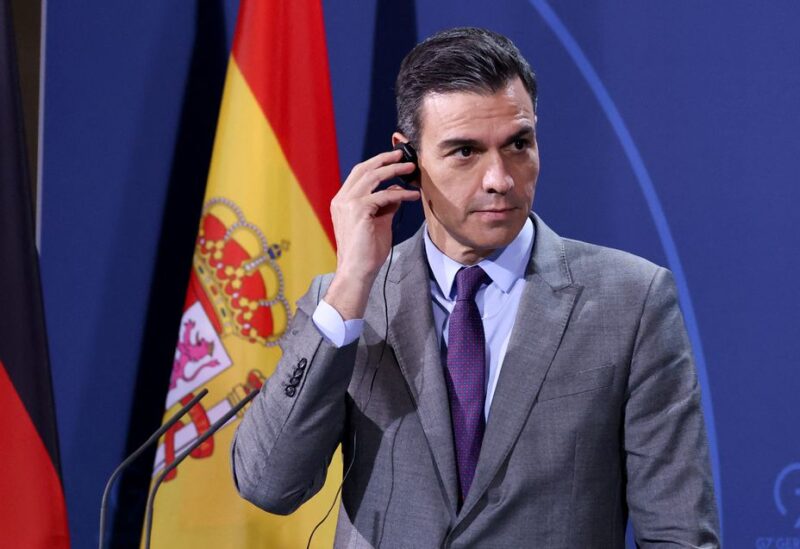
472;212;526;238
458;228;520;256
427;214;526;261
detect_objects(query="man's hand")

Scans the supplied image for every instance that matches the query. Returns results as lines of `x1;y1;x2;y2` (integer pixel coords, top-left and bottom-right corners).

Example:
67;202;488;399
324;149;420;320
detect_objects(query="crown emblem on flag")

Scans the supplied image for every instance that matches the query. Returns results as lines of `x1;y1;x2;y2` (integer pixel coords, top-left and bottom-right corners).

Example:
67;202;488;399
194;197;291;346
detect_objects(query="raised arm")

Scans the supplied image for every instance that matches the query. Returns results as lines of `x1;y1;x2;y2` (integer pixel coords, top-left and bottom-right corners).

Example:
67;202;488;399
231;149;419;514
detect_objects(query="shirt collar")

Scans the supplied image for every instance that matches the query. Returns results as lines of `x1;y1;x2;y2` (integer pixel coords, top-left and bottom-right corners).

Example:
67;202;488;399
423;217;534;298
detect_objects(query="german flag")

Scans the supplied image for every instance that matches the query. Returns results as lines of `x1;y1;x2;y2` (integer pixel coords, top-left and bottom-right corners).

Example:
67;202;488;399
0;0;71;546
146;0;341;546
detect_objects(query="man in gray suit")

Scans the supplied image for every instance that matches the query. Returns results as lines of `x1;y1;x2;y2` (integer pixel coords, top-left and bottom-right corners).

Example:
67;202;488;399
232;28;720;547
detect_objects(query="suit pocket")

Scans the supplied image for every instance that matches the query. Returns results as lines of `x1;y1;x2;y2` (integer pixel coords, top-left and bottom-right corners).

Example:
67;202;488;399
538;364;614;402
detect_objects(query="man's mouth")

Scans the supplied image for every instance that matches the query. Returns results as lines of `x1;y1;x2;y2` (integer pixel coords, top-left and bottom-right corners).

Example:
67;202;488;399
472;206;516;214
472;207;517;220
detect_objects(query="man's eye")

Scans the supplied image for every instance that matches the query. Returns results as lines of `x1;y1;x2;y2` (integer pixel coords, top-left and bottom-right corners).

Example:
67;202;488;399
513;139;529;150
457;146;473;158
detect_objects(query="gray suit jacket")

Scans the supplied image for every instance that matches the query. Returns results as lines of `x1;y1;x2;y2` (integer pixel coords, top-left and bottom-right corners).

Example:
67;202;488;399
232;214;720;548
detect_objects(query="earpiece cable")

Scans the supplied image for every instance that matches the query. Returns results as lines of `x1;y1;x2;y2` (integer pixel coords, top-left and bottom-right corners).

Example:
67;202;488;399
305;201;404;548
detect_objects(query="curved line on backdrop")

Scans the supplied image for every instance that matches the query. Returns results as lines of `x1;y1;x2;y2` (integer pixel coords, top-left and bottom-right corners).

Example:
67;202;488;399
528;0;723;526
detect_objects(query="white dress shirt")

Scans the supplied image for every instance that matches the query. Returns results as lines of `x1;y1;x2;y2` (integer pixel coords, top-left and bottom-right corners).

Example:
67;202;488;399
312;218;534;420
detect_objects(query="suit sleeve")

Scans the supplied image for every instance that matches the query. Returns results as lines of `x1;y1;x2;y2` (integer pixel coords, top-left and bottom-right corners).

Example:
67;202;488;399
230;274;358;515
624;267;721;547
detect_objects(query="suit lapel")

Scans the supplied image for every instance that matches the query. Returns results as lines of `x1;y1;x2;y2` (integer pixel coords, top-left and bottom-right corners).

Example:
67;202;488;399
458;214;581;522
385;233;460;517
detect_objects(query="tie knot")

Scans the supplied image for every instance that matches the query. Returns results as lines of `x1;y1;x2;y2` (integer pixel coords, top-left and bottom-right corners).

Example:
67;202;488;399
455;266;490;302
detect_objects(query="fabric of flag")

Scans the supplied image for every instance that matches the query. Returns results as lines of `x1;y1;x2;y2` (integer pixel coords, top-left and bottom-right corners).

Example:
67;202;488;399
147;0;341;546
0;0;71;546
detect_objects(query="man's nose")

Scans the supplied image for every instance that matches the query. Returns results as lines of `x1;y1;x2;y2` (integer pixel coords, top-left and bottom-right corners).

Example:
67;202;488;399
481;152;514;194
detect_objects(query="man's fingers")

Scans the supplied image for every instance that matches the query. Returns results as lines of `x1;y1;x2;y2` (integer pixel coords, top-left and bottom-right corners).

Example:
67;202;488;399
343;150;416;195
346;149;402;181
353;161;417;195
331;187;419;226
366;148;406;169
368;187;420;211
368;162;417;190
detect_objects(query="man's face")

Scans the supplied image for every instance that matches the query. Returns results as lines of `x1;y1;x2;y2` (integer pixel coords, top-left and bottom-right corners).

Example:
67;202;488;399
406;77;539;264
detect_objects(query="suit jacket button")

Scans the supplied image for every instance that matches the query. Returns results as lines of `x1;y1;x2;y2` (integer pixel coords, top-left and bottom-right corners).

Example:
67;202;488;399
297;358;307;370
290;374;303;385
284;386;296;397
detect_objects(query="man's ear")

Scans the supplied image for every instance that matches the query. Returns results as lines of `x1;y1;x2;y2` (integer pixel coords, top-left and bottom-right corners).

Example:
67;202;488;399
391;132;409;148
391;134;421;187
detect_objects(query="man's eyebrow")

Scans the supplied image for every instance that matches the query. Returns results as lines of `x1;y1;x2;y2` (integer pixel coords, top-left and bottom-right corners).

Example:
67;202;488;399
436;137;482;151
436;126;536;152
502;126;535;147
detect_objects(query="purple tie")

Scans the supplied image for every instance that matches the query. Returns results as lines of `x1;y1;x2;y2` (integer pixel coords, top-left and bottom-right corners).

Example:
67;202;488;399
445;265;490;503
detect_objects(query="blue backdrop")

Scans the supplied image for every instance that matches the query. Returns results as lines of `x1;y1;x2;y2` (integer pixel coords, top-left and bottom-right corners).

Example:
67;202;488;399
40;1;800;547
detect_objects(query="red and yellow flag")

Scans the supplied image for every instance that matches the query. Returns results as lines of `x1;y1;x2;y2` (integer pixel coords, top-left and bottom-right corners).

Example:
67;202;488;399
148;1;341;546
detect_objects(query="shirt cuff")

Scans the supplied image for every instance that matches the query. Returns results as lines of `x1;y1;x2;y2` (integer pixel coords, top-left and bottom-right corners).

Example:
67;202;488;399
311;299;364;347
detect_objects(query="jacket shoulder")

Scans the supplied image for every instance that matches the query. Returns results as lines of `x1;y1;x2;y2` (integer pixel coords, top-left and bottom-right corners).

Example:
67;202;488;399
561;237;666;294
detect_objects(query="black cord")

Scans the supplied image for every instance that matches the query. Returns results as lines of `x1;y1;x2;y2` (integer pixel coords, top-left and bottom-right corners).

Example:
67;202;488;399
304;432;357;549
305;203;403;548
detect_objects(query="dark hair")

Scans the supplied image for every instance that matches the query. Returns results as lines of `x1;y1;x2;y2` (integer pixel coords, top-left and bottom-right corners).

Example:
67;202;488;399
395;27;538;146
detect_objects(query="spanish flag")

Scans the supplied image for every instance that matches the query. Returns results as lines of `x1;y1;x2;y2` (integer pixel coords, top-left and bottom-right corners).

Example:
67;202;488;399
147;1;341;546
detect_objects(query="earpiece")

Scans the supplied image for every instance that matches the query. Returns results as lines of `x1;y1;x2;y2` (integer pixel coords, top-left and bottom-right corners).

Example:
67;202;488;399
393;142;420;186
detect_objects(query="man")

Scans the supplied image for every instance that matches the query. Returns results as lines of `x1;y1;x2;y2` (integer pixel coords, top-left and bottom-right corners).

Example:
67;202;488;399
232;27;720;547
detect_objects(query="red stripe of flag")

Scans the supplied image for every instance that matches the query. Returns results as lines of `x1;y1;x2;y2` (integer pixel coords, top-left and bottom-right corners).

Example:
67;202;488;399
232;0;340;247
0;363;70;547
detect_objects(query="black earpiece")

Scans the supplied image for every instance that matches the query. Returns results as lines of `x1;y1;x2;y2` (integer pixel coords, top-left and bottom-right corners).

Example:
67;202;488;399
393;142;420;186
